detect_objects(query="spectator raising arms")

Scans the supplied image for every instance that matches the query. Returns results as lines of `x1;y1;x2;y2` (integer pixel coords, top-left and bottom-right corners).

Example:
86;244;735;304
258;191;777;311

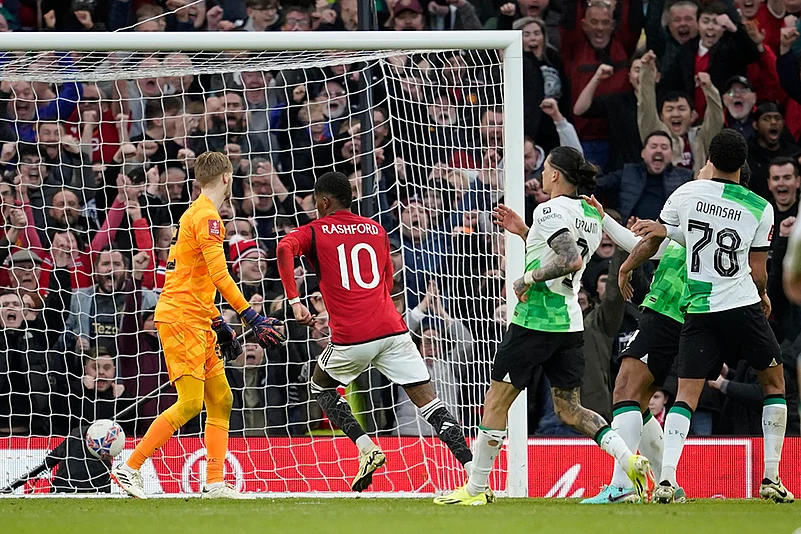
574;50;652;171
645;0;699;78
637;50;724;173
660;3;759;119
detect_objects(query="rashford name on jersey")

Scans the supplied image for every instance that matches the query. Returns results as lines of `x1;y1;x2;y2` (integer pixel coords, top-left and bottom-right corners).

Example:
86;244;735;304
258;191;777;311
319;223;381;235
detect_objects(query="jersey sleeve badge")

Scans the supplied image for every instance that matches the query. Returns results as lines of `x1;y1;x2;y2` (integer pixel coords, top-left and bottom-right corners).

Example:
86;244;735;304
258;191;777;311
208;219;221;236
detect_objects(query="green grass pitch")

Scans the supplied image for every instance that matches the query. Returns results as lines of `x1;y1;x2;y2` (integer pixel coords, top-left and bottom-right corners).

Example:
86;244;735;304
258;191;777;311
3;498;800;534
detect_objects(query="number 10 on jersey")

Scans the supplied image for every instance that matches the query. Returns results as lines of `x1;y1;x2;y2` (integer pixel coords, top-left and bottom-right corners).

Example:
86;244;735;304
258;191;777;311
337;243;381;290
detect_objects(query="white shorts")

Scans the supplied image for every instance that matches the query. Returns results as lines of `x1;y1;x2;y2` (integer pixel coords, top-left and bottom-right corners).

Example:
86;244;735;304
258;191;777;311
318;332;431;386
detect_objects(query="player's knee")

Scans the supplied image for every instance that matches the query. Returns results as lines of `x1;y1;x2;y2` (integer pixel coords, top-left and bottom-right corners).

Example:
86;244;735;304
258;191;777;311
179;396;204;421
166;395;204;428
404;382;435;407
217;388;233;415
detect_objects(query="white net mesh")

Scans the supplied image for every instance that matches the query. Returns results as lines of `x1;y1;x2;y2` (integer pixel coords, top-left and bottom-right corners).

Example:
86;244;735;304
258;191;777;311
0;47;509;495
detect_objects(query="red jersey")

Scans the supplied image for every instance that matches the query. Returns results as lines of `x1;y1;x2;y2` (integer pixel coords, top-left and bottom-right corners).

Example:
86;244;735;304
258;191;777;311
277;210;407;345
751;3;784;55
65;108;125;164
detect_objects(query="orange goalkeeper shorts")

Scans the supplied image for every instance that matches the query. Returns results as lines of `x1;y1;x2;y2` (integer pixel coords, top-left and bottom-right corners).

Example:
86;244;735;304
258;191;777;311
156;322;224;383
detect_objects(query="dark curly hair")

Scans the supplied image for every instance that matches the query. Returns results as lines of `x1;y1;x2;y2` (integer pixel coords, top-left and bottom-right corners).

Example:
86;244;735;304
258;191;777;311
314;172;353;209
708;129;748;174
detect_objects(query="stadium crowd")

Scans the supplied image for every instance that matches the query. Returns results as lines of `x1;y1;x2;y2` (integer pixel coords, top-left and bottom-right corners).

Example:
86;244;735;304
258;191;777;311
0;0;800;445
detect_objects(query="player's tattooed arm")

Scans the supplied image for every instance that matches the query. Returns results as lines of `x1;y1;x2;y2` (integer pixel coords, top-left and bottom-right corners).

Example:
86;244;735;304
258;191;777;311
621;234;663;273
514;232;582;302
550;387;607;435
530;232;582;283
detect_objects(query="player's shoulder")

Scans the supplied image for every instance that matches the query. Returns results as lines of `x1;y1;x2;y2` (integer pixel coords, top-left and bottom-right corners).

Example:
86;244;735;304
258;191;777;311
187;196;220;220
533;196;571;220
665;179;706;207
182;197;223;236
717;180;770;220
577;197;602;222
673;178;705;195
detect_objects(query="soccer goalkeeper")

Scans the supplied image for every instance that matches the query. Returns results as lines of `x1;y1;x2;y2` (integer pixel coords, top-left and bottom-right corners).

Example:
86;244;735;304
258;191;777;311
111;152;284;499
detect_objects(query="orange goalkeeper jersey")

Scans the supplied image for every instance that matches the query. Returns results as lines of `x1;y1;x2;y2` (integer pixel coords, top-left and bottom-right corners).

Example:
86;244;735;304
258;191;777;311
154;194;249;330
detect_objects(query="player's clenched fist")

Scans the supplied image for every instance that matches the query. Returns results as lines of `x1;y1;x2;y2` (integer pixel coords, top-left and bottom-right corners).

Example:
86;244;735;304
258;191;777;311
291;301;315;327
211;315;242;361
240;307;286;349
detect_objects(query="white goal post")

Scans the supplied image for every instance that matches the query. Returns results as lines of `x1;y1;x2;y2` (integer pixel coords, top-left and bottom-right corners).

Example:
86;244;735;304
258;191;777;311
0;30;526;497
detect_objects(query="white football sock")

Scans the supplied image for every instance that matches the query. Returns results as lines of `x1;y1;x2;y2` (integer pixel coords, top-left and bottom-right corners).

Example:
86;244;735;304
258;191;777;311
660;404;692;487
640;411;664;481
596;426;633;467
355;434;377;455
762;397;787;482
465;426;505;497
609;405;642;488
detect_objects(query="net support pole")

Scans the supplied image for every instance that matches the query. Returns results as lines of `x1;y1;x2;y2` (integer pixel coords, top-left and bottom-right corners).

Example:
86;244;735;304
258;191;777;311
358;0;379;219
501;32;528;499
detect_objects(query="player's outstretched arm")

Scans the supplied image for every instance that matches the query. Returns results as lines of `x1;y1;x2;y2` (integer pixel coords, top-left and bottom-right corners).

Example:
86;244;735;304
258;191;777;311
514;232;582;302
239;308;286;348
276;235;315;327
584;194;669;259
198;227;251;313
197;218;285;349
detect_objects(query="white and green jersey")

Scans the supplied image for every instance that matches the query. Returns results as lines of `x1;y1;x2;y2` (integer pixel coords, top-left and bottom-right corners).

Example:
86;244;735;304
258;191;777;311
659;179;773;314
641;241;688;324
512;196;602;332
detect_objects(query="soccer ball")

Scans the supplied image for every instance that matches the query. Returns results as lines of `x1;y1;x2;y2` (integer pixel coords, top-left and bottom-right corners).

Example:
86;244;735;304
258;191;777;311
85;419;126;459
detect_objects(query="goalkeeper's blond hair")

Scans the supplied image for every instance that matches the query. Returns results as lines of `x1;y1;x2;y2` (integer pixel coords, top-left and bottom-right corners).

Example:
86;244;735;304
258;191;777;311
194;151;233;187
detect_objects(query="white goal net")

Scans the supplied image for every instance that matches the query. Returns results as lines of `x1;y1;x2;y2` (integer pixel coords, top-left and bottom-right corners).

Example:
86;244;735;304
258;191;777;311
0;32;525;496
